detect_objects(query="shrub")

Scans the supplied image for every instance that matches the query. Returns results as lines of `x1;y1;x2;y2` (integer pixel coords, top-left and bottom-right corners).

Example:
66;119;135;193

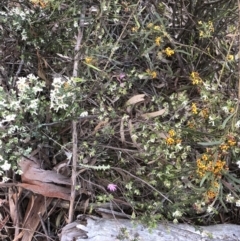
0;0;239;227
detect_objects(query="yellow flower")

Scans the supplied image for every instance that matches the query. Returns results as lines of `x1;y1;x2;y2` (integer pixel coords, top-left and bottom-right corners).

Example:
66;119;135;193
146;69;157;79
30;0;48;7
198;156;223;177
190;72;203;85
199;30;204;37
206;190;217;200
208;21;214;32
187;121;195;128
168;129;175;137
191;103;198;114
151;71;157;78
153;25;161;31
166;137;175;145
213;160;226;175
176;139;182;144
164;47;174;57
85;56;94;64
227;139;236;146
202;154;208;161
155;37;161;46
131;26;139;32
220;144;229;151
212;180;219;188
147;23;154;28
227;55;234;61
201;108;209;119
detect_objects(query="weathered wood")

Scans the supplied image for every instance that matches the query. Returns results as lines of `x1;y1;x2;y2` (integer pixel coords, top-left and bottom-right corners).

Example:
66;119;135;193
60;216;240;241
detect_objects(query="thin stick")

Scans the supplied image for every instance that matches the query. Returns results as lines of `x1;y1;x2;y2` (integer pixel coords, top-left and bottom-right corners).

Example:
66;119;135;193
68;121;77;223
68;5;85;223
38;212;50;241
9;187;20;240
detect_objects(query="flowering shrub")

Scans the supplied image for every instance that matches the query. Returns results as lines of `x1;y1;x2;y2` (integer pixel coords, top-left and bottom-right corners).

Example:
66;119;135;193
0;0;239;231
0;74;46;178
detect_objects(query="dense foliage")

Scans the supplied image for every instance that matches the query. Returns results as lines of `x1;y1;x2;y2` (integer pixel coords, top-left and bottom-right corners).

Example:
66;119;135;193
0;0;239;232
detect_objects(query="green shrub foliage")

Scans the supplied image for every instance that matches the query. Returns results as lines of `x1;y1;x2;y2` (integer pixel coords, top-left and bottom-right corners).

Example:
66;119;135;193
0;0;239;225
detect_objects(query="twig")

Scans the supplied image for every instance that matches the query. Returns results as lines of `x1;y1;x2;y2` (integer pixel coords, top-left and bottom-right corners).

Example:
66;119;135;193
9;187;20;240
13;46;25;88
68;5;86;223
38;212;50;241
68;120;78;223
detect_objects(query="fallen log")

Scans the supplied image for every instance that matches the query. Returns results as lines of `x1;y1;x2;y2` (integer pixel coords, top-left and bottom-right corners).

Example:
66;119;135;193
60;215;240;241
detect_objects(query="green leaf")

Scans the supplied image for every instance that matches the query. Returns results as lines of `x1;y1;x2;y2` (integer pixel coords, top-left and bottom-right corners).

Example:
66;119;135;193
219;112;235;130
225;173;240;185
85;63;102;72
200;172;211;187
175;49;192;55
197;140;223;146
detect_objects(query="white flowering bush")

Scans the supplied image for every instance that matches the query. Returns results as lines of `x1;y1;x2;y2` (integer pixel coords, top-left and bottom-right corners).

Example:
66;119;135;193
50;77;80;114
0;74;45;177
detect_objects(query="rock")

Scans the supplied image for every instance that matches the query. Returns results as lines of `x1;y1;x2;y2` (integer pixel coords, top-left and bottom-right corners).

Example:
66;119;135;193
60;215;240;241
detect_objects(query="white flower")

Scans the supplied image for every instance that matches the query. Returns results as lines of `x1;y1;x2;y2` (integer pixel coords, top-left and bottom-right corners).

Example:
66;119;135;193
80;111;88;117
236;161;240;168
172;210;182;218
32;85;44;94
175;143;183;151
17;77;29;92
207;205;214;213
226;193;235;203
52;77;63;87
235;199;240;207
201;93;208;101
173;218;178;224
21;29;27;41
2;176;10;182
27;74;38;81
1;114;16;123
29;99;39;111
222;106;229;114
208;115;215;126
235;120;240;128
203;82;211;90
74;20;78;28
1;161;11;171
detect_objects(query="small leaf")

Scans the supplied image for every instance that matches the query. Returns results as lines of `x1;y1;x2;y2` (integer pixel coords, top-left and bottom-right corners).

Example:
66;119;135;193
125;94;145;106
219;112;235;130
120;117;126;144
85;63;102;71
197;140;223;146
93;119;109;134
200;172;211;187
141;109;165;119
